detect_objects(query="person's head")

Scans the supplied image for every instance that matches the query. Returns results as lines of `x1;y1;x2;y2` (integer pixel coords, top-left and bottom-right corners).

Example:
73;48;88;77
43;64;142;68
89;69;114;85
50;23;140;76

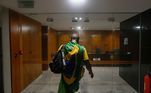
71;33;79;43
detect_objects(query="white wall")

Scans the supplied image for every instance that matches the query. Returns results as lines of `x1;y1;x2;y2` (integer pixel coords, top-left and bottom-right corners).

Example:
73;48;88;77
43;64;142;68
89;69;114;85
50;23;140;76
2;7;12;93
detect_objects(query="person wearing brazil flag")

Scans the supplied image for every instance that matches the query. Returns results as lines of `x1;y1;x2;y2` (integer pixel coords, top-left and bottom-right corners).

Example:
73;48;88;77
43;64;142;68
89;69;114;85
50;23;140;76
58;33;94;93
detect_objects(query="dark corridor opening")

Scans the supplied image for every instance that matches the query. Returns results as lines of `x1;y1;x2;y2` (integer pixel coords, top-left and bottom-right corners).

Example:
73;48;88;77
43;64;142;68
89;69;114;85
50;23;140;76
0;27;4;93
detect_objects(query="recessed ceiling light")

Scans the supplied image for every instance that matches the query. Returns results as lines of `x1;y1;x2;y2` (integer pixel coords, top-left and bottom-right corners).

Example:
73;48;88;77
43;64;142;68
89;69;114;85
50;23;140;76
71;27;75;30
69;0;86;4
71;26;84;31
79;17;82;21
84;17;89;22
75;17;78;20
46;18;53;22
72;17;83;22
72;18;78;22
77;26;82;30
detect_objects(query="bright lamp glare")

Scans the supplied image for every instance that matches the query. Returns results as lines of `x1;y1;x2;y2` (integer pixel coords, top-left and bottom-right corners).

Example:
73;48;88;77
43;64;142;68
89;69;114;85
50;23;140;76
79;17;82;20
135;26;141;30
75;17;78;20
77;26;82;30
69;0;86;4
136;26;141;29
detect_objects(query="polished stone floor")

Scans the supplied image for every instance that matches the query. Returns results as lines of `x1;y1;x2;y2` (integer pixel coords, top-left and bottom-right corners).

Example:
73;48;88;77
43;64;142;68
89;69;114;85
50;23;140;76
21;67;137;93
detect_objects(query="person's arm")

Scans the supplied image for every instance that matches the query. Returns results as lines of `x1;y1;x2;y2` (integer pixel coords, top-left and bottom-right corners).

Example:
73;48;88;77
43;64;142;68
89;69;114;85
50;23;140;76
83;47;94;78
83;60;94;78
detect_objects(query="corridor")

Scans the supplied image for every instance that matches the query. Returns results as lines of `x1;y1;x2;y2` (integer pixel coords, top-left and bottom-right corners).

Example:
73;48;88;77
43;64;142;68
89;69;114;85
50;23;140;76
0;0;151;93
22;67;137;93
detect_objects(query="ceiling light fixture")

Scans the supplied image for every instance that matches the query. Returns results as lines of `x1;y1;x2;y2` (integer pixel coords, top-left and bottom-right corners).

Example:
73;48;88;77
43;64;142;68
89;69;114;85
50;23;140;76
72;17;83;22
18;0;34;8
79;17;82;21
69;0;86;4
46;18;54;22
84;17;89;22
71;27;75;30
77;26;82;30
71;26;83;31
68;0;86;7
75;17;78;20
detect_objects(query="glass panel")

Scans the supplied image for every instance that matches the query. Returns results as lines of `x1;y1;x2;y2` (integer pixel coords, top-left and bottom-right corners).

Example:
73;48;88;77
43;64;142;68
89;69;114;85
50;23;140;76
114;13;140;93
140;9;151;93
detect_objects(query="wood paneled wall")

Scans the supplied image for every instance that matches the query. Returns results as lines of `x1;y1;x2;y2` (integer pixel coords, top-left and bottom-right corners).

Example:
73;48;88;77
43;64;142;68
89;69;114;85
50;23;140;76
9;10;42;93
20;13;42;89
57;32;71;47
9;9;22;93
57;30;120;53
41;26;57;70
48;28;57;61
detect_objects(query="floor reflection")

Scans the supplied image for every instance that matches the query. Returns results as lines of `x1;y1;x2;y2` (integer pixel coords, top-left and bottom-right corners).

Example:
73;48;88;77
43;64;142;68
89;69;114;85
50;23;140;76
22;67;137;93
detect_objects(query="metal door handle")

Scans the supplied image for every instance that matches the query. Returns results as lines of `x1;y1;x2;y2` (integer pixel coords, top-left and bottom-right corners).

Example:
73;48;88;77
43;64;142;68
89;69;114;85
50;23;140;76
19;50;23;55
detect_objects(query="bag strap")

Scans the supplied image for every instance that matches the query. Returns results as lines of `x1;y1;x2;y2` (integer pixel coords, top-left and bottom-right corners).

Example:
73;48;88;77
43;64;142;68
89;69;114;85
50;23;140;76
60;45;66;68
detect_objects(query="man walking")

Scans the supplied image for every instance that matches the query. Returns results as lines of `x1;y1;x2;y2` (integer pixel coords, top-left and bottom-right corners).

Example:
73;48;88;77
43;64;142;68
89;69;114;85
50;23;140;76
58;33;94;93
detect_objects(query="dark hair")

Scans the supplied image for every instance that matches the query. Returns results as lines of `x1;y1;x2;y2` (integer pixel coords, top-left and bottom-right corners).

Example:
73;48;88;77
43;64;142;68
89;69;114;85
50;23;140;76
71;33;79;43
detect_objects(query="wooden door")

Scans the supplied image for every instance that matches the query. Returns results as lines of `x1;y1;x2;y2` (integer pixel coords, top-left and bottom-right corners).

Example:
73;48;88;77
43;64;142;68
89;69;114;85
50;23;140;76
10;10;42;92
20;15;31;64
21;16;42;88
20;15;31;88
9;10;22;93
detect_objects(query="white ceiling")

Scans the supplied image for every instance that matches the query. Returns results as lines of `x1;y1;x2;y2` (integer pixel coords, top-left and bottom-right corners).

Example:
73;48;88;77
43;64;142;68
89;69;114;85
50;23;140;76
0;0;151;30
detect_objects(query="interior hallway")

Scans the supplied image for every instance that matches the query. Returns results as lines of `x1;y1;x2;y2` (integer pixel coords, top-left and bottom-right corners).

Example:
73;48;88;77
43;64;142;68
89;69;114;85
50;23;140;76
21;67;137;93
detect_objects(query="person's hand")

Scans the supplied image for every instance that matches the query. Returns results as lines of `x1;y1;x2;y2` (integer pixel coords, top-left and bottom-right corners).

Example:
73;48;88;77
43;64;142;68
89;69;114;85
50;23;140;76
89;71;94;78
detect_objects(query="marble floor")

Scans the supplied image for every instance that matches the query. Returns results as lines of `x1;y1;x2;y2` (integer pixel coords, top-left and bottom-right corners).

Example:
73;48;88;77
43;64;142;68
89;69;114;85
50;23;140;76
21;67;137;93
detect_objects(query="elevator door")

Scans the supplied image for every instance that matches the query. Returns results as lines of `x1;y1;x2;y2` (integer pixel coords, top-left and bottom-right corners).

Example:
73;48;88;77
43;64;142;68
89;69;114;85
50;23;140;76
0;27;4;93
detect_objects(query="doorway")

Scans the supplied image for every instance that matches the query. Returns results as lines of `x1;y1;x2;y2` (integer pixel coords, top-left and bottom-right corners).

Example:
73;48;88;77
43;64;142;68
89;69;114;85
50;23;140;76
0;14;4;93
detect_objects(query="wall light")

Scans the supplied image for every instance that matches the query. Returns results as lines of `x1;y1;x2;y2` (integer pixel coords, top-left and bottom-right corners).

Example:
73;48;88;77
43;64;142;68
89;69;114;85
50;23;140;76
135;26;141;30
136;26;140;29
